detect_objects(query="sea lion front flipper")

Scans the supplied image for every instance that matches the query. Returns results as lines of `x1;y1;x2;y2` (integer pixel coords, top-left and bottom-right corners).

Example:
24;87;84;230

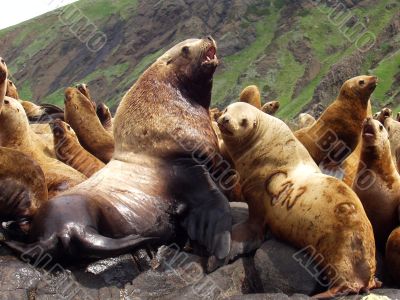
175;162;232;260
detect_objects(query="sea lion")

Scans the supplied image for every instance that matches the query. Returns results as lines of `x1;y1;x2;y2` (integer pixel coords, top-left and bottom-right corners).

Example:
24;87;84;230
239;85;261;109
30;123;52;135
64;88;115;163
217;102;378;297
261;100;280;115
20;100;64;123
0;147;48;233
76;83;96;109
6;79;19;99
353;118;400;249
375;107;392;125
50;119;105;177
297;113;316;129
0;97;86;198
295;76;377;171
0;57;7;110
4;37;232;261
386;227;400;286
383;117;400;171
96;103;113;132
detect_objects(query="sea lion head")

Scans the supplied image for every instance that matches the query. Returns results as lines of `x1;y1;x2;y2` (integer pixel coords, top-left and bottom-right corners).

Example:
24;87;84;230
261;100;280;115
375;107;392;124
0;57;7;83
0;97;29;135
157;37;218;105
217;102;259;140
340;75;378;102
64;87;96;114
361;117;388;149
239;85;261;109
96;103;111;120
6;79;19;99
50;119;77;142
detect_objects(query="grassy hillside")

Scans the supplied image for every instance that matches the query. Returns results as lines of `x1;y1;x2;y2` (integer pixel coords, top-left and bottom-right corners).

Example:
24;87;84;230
0;0;399;119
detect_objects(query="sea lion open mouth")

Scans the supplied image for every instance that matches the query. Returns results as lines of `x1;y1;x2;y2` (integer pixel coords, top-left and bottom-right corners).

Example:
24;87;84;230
363;123;375;138
202;45;218;67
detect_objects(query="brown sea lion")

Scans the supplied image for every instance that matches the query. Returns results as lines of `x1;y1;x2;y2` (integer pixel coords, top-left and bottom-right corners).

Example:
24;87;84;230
295;76;377;171
0;147;48;233
239;85;261;109
261;100;280;115
375;107;392;125
4;37;232;261
76;83;96;109
96;103;113;132
386;227;400;286
50;119;105;177
297;113;316;129
0;97;86;198
0;57;7;110
217;102;378;297
6;79;19;99
64;88;114;163
353;118;400;249
383;117;400;171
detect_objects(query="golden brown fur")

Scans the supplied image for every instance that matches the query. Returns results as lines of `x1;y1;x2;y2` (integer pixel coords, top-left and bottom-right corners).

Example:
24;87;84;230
50;119;105;177
218;102;378;297
261;100;280;115
383;117;400;172
0;97;86;198
96;103;113;132
0;58;7;111
76;83;96;109
6;79;19;99
65;88;114;163
295;76;377;168
239;85;261;109
297;113;316;129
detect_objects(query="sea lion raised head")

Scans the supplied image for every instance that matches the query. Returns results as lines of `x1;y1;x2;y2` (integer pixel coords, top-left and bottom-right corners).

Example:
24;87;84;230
0;96;29;142
96;102;113;132
375;107;392;124
339;75;377;103
261;100;280;115
76;83;96;109
360;117;388;150
6;79;19;99
239;85;261;109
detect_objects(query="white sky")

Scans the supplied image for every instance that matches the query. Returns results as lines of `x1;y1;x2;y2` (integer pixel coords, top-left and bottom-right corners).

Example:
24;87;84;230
1;0;79;30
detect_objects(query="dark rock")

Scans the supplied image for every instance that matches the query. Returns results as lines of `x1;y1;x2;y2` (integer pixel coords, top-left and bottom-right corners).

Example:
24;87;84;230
254;239;319;296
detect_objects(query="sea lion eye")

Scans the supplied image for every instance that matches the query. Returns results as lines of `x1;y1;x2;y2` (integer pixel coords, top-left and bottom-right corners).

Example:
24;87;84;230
379;125;383;131
240;119;248;127
4;100;9;104
359;80;365;85
181;46;190;56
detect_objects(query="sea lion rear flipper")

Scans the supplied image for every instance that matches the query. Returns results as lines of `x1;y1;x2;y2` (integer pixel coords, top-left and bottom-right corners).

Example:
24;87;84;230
175;163;232;260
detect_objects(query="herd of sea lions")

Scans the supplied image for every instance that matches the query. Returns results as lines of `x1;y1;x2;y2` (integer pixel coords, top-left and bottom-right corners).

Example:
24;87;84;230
0;37;399;298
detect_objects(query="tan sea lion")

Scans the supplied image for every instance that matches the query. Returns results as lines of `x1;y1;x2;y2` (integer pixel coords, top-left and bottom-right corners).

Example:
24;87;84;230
0;147;48;233
297;113;316;129
383;117;400;171
6;79;19;99
4;37;232;261
64;88;115;163
96;103;113;132
0;57;7;110
261;100;280;115
239;85;261;109
0;97;86;198
375;107;392;125
50;119;105;177
295;76;377;171
217;102;378;297
353;118;400;249
76;83;96;109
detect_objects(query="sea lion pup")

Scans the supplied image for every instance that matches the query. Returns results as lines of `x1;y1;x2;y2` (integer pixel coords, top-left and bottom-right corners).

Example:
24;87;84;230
295;76;377;171
0;57;7;110
76;83;96;109
0;97;86;198
239;85;261;109
20;100;64;123
4;37;232;261
96;103;113;132
297;113;316;129
218;102;378;297
0;147;48;233
50;119;105;177
261;100;280;115
353;118;400;249
64;88;114;163
6;79;19;99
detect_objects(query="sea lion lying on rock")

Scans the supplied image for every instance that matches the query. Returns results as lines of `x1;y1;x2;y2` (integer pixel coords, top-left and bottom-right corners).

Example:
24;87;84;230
217;102;379;298
4;37;232;262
